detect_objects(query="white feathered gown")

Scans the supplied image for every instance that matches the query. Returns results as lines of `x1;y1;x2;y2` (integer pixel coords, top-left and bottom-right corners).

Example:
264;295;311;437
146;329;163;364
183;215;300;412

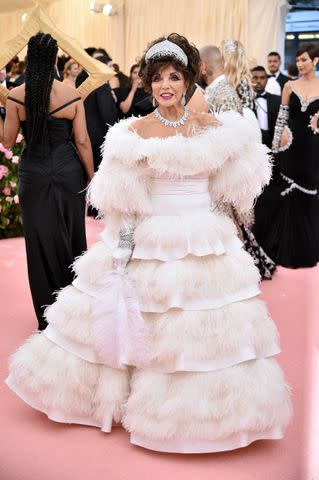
6;112;292;453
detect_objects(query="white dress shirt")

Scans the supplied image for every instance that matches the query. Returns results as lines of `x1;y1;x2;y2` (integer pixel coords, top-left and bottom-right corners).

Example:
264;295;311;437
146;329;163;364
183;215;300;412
265;76;281;96
255;93;268;131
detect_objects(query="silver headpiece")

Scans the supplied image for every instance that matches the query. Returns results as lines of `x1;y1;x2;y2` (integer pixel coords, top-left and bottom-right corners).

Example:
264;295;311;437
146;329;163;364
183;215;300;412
223;39;244;56
145;40;188;66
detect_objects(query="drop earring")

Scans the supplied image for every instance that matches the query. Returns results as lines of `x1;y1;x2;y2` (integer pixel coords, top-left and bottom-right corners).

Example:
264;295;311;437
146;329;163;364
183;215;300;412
152;96;158;108
313;62;317;71
181;91;186;107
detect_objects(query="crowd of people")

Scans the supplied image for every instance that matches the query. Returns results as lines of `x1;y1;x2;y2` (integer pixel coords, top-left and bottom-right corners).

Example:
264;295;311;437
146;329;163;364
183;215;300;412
0;30;318;454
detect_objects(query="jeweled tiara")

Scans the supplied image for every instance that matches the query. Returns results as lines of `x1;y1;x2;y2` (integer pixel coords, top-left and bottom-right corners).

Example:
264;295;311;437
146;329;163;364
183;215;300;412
145;40;188;66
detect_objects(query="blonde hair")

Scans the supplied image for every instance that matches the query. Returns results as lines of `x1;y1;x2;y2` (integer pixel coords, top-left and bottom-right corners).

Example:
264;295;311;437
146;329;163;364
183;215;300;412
63;59;78;79
220;39;252;90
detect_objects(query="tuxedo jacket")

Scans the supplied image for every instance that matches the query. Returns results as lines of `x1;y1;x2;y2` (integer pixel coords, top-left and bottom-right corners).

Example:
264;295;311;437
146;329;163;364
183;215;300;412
254;92;281;148
76;70;118;151
275;72;290;90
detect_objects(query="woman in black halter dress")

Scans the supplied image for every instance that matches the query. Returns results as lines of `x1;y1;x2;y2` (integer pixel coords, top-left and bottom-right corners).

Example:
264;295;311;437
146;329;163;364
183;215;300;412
0;33;94;329
253;43;319;268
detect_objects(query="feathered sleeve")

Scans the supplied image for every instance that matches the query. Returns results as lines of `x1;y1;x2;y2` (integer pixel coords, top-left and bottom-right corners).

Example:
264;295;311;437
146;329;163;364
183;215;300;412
88;118;152;249
210;111;271;214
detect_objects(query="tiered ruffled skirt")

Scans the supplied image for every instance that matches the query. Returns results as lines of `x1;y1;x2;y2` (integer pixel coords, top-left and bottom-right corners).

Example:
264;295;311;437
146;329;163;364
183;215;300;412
6;207;292;453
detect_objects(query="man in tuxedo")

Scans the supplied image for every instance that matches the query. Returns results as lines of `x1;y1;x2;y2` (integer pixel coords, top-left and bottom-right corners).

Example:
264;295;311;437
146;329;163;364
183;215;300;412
252;66;281;150
267;51;290;91
76;54;118;216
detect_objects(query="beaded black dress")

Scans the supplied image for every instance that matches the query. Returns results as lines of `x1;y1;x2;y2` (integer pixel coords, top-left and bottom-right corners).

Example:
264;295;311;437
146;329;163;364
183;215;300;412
253;89;319;268
8;96;87;329
236;79;277;280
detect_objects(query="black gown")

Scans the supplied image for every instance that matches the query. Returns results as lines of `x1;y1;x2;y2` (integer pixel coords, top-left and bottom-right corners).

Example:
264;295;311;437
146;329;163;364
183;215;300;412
9;96;87;329
235;81;277;280
253;91;319;268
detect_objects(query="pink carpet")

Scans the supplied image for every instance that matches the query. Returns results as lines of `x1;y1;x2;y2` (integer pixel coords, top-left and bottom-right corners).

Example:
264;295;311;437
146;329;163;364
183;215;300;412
0;217;318;480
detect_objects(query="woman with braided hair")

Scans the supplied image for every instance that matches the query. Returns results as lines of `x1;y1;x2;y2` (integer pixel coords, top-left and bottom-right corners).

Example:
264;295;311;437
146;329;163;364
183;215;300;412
0;32;94;330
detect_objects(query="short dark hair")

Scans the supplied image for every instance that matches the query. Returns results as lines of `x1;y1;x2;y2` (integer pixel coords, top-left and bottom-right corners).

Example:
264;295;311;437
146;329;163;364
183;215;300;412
94;48;112;62
130;63;140;76
268;51;281;59
296;43;319;60
96;55;110;65
287;64;298;77
85;47;97;57
139;33;201;94
251;65;267;74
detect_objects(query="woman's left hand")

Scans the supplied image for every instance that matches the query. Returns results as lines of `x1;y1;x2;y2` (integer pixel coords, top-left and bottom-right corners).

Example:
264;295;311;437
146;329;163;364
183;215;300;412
309;112;319;134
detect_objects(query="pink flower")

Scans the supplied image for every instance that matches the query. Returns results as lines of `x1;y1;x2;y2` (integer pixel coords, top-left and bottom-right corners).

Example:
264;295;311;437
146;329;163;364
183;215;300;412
0;143;5;153
0;165;9;179
5;196;13;203
13;194;19;204
10;181;17;188
16;133;23;143
4;150;13;159
3;187;11;196
11;156;19;164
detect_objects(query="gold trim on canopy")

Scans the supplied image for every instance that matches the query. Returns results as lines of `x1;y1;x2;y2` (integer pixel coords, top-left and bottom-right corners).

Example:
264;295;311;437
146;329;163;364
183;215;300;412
0;5;114;104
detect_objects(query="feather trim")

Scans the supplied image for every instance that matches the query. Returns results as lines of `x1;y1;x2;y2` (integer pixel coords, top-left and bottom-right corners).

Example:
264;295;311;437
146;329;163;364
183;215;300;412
101;112;264;176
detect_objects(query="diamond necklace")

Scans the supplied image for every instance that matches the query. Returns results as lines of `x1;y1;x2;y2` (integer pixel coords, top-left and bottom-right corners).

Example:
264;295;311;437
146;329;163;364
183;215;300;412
154;107;189;127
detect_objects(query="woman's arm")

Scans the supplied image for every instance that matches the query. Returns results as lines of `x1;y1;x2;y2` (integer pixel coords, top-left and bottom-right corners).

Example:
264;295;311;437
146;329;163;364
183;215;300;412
272;82;292;152
209;112;271;214
109;76;120;90
0;98;20;149
72;100;94;181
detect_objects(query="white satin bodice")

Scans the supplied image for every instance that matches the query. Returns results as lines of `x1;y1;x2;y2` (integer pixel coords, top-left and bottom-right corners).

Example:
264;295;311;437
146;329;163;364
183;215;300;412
150;173;212;216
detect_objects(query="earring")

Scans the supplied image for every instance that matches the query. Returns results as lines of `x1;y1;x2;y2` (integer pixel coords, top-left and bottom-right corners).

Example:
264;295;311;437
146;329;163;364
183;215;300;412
313;62;317;71
152;96;157;108
181;92;186;107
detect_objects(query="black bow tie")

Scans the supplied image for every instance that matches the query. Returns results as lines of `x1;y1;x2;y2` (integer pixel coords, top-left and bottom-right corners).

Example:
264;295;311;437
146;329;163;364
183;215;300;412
269;74;276;78
256;92;267;98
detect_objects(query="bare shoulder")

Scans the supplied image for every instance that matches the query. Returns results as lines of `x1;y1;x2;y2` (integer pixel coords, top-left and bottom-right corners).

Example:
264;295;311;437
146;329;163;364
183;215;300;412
283;80;293;91
6;84;25;102
281;80;293;104
52;80;81;101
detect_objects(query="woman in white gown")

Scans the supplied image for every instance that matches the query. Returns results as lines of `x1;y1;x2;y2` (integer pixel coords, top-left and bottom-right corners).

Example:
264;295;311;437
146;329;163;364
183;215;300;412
6;33;291;454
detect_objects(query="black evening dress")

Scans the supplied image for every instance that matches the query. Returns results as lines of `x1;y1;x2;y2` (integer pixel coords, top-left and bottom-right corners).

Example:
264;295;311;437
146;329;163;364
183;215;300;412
117;87;151;118
8;96;87;329
236;79;277;280
253;91;319;268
